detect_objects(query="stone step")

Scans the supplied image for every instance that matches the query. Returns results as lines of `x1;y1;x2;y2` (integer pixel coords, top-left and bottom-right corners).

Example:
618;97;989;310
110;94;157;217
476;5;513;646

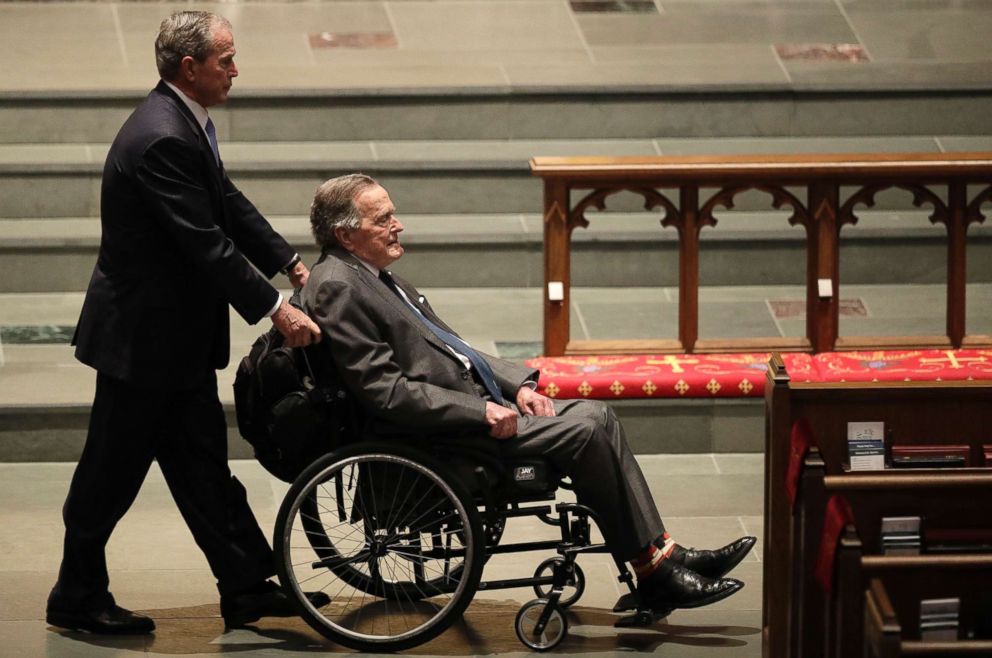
5;279;991;461
0;288;769;461
1;135;989;218
2;211;989;293
3;89;992;144
0;397;763;462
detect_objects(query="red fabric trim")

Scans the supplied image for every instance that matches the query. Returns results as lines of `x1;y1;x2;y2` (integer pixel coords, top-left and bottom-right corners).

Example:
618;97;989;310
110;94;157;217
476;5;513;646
809;349;992;383
785;418;816;510
814;495;855;595
525;350;992;400
527;352;814;399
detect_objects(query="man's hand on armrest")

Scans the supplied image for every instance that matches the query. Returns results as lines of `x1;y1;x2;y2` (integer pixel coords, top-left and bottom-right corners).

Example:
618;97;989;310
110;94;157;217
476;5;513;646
485;402;517;439
271;300;322;347
516;386;556;417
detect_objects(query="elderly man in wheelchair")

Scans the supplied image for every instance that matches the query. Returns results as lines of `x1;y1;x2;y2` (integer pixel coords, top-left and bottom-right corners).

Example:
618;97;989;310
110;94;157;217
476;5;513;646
255;174;755;652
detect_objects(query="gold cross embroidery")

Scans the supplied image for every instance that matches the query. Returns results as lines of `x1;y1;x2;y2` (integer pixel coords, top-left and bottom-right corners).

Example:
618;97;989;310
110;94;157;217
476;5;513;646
674;380;689;395
706;379;722;394
544;382;560;398
919;351;987;370
738;379;753;394
610;381;625;396
577;381;593;397
642;380;657;396
645;355;700;374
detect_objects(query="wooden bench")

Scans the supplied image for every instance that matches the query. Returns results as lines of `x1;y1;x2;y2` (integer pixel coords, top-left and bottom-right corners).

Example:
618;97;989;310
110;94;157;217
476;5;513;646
792;455;992;658
764;357;992;658
865;577;992;657
842;536;992;657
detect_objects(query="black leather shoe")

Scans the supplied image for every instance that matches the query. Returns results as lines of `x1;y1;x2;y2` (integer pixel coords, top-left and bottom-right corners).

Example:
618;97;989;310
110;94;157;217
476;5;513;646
46;604;155;635
221;581;330;628
638;559;743;611
668;536;757;579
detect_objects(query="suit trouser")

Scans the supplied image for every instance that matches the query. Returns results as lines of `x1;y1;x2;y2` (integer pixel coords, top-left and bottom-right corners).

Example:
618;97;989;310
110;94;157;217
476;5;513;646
48;371;275;611
498;398;665;561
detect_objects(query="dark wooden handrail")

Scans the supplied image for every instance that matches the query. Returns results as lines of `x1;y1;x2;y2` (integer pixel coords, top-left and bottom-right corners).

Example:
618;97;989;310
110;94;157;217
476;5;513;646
531;152;992;355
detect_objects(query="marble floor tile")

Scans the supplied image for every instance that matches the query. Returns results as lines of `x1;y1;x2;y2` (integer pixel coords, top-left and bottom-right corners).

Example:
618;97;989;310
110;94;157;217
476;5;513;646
2;454;767;656
844;5;992;61
570;1;660;14
577;5;856;46
388;0;585;51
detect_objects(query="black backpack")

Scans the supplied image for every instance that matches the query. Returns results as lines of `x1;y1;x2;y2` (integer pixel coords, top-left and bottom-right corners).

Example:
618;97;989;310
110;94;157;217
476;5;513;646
233;316;348;483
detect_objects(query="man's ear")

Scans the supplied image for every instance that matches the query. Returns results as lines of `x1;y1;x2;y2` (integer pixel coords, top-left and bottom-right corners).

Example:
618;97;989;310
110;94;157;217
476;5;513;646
179;56;197;82
334;226;354;251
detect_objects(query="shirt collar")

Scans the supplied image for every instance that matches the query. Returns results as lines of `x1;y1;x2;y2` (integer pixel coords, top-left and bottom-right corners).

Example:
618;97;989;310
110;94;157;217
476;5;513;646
163;80;210;133
354;255;380;277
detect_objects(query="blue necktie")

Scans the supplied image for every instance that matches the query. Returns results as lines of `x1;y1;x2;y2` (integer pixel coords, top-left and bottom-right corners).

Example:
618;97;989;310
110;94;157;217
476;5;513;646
204;117;220;166
379;270;505;405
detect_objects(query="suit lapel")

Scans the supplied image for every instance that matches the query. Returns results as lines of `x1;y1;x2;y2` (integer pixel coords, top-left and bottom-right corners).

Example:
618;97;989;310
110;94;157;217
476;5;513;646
155;81;226;184
330;249;457;358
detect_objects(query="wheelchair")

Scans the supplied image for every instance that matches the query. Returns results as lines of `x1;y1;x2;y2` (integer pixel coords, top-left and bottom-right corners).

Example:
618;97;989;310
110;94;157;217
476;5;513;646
237;329;665;652
271;434;670;652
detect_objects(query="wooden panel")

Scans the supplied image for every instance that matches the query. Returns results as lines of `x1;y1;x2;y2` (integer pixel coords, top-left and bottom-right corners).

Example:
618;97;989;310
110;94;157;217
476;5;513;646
764;368;992;658
532;152;992;356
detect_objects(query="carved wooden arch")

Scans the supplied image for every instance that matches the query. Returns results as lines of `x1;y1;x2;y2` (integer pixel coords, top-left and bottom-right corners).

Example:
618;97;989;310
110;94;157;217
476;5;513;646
569;186;680;233
966;183;992;226
838;183;949;229
698;185;811;235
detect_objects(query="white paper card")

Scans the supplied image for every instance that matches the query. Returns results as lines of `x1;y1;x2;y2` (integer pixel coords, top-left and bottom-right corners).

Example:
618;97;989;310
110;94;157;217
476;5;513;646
548;281;564;302
817;278;833;298
847;421;885;471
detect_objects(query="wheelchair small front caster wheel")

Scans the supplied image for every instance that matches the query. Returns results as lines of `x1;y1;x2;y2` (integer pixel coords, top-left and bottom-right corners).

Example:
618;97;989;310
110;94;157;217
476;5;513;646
515;598;567;652
533;557;585;607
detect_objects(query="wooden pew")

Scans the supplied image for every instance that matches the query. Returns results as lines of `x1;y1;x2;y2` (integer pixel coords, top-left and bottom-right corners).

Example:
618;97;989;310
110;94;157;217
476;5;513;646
791;452;992;658
865;578;992;657
764;357;992;658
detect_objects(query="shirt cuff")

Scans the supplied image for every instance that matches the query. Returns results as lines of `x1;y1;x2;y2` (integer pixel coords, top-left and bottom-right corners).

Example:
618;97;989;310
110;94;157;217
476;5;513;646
521;380;538;390
264;293;283;319
280;253;302;275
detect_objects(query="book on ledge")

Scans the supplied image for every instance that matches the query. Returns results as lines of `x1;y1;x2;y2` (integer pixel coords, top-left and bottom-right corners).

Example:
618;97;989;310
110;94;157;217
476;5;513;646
890;444;971;469
847;421;885;471
920;598;960;641
881;516;921;556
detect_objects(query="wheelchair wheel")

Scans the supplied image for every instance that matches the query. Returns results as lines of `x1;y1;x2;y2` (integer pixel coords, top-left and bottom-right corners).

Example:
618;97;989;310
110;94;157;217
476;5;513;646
515;598;567;651
274;442;484;652
532;557;585;607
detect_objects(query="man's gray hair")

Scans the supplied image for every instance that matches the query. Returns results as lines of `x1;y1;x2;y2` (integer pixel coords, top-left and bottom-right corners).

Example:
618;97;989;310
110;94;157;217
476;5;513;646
311;174;380;249
155;11;231;81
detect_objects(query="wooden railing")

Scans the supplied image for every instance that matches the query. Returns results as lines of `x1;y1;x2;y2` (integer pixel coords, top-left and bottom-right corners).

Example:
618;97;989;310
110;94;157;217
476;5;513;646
530;153;992;355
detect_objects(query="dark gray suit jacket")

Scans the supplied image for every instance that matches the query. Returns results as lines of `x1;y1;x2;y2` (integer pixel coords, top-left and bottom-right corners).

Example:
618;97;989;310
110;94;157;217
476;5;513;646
301;247;538;437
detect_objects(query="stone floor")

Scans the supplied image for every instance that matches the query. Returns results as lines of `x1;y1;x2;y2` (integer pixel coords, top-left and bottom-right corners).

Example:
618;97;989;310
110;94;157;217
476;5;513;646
1;0;990;655
0;454;764;657
0;0;990;94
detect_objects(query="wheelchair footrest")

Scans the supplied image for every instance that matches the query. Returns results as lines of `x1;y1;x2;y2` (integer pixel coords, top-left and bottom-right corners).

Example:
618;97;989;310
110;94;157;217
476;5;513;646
614;608;671;628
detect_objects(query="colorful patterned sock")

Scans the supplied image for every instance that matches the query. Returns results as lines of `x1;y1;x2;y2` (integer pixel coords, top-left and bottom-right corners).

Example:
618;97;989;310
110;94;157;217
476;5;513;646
631;533;676;579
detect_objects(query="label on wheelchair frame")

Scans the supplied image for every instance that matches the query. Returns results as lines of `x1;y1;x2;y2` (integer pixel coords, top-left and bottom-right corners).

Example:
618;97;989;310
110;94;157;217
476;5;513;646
514;466;536;481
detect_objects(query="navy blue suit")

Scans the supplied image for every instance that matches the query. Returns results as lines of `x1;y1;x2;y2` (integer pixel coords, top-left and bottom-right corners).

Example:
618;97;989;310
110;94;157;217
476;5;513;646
51;81;292;611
